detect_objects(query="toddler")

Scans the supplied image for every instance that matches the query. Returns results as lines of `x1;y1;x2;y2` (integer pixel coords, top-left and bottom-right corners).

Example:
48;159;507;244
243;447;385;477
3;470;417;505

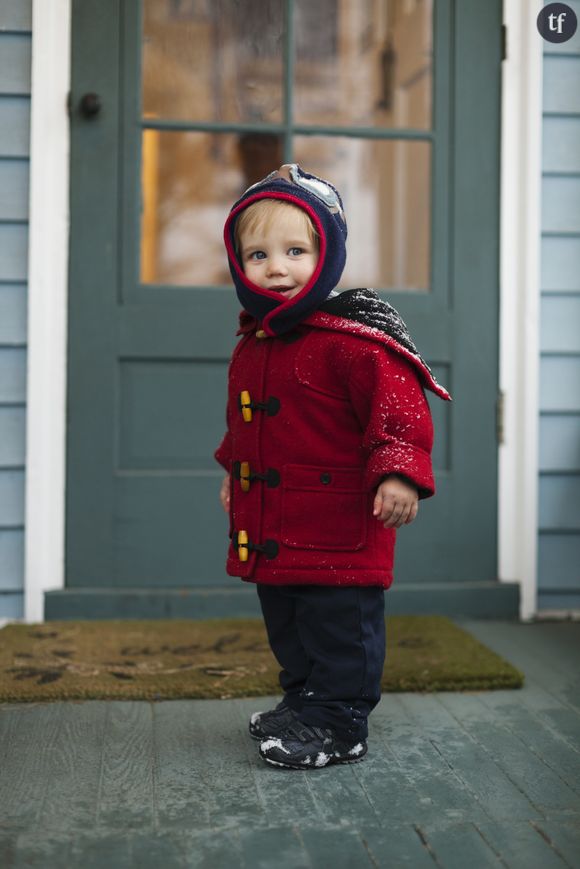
215;164;451;769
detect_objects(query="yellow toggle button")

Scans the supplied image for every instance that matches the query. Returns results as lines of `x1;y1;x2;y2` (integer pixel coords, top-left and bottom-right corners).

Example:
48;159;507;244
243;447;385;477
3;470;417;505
256;329;267;339
238;529;249;562
240;390;252;422
240;461;251;492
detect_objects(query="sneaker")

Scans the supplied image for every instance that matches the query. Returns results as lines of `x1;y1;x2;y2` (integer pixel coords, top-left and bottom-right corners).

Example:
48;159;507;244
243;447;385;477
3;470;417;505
259;721;368;769
248;698;299;740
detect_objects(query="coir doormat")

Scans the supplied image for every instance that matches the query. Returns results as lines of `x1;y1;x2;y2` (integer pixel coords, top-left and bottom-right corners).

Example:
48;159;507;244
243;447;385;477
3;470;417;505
0;616;523;702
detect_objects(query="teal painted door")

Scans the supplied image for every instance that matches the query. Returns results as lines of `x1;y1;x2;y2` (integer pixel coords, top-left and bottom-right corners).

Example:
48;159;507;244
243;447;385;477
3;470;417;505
63;0;505;615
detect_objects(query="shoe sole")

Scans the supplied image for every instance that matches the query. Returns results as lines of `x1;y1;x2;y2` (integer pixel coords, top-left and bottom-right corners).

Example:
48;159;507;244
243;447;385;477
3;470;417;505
261;754;366;770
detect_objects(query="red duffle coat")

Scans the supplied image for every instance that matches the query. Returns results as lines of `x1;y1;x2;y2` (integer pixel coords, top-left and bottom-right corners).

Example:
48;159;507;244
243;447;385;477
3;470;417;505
214;309;450;588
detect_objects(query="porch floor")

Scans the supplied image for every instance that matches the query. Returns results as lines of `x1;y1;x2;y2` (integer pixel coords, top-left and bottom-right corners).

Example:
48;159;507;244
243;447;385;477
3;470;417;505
0;619;579;868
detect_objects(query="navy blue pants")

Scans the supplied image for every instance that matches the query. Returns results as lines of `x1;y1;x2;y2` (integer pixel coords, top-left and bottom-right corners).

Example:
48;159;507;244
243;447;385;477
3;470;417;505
257;584;386;741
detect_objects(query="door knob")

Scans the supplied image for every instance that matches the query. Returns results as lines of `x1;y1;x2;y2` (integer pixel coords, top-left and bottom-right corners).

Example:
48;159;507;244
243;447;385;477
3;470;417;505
79;93;102;118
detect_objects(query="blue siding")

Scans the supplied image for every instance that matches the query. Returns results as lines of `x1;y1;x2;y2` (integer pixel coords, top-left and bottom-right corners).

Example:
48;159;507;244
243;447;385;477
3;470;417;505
0;2;30;620
538;7;580;611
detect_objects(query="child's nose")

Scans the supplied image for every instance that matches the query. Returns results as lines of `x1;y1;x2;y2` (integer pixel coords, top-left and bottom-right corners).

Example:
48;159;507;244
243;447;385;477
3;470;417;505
266;256;288;276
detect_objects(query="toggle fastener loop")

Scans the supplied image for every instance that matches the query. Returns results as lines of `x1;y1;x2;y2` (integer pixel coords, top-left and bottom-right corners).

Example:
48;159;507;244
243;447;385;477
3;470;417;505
233;462;281;491
238;392;280;422
233;531;279;561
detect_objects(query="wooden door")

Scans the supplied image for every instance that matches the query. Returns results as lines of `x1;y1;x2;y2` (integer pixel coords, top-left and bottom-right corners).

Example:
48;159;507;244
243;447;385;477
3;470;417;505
52;0;514;619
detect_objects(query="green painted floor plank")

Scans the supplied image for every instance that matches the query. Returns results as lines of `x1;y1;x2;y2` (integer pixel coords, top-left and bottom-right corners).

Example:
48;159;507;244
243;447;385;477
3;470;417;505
67;831;134;868
346;731;437;824
438;693;580;817
34;701;108;832
533;820;580;869
179;699;267;830
302;757;389;827
0;703;66;828
96;701;156;831
478;685;580;754
476;820;570;869
398;694;543;820
129;830;187;868
299;826;374;867
460;621;580;711
151;700;213;828
4;832;73;869
238;826;311;869
234;697;323;824
477;691;580;798
372;695;488;823
180;828;243;869
358;824;438;868
418;821;503;869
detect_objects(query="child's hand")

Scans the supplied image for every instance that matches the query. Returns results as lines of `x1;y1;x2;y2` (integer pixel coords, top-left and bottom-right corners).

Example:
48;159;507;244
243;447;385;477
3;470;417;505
373;474;419;528
220;474;231;514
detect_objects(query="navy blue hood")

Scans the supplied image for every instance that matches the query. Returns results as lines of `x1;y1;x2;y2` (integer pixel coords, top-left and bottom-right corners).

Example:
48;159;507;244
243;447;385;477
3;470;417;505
223;164;347;336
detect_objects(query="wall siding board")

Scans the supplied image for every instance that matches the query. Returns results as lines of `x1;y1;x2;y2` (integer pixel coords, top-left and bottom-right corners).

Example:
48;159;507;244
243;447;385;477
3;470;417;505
539;357;580;411
0;470;24;525
0;34;31;95
0;4;31;620
0;97;30;157
538;592;580;610
0;529;23;591
0;593;23;619
538;533;580;588
542;117;580;173
0;225;28;280
543;57;580;114
0;406;25;465
538;36;580;609
0;284;26;344
0;159;29;220
540;295;580;352
541;176;580;233
0;0;32;32
541;236;580;291
538;475;580;531
0;349;26;402
539;414;580;471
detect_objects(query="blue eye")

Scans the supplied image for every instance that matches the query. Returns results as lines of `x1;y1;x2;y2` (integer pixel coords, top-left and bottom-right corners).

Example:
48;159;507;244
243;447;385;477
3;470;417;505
289;247;303;256
249;251;266;260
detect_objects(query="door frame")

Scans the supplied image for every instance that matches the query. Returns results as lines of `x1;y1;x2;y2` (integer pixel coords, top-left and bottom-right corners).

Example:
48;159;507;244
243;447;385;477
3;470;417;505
23;0;542;622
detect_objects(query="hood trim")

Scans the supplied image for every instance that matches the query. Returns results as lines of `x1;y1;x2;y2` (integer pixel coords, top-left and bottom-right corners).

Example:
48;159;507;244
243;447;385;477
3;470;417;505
223;191;328;337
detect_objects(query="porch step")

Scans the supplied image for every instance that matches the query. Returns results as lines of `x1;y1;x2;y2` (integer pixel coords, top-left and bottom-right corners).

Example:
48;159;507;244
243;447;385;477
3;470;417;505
45;581;520;620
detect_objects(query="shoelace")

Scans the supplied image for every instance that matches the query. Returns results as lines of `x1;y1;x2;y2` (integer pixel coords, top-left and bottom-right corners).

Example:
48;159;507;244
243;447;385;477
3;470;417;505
283;721;331;743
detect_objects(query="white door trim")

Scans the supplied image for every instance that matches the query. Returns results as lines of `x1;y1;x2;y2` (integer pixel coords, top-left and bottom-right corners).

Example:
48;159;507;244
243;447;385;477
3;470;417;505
498;0;543;620
24;0;71;622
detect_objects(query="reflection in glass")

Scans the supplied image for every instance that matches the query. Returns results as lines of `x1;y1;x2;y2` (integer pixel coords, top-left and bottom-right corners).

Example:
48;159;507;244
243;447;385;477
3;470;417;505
294;0;433;130
140;131;283;286
293;137;431;291
142;0;284;123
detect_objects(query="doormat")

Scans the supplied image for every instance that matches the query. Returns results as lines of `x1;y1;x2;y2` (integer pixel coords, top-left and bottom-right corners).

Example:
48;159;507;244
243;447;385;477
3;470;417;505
0;616;524;702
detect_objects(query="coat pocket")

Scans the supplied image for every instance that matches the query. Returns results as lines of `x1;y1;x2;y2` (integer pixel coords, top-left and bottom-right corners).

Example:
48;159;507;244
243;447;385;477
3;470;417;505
281;464;367;551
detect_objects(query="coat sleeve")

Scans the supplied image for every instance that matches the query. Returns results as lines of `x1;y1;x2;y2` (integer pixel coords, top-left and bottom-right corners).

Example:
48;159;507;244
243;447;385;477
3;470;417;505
347;344;435;498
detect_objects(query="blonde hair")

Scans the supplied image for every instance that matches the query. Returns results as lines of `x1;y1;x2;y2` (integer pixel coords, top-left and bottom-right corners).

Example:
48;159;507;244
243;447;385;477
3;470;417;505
234;199;319;255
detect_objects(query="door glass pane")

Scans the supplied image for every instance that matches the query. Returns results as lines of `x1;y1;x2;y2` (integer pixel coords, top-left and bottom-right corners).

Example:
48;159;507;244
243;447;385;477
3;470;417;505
142;0;284;123
293;137;431;291
294;0;433;130
140;131;283;286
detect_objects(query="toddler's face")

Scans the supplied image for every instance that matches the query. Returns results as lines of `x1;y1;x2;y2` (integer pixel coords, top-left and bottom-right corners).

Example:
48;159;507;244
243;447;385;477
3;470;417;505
239;209;318;300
